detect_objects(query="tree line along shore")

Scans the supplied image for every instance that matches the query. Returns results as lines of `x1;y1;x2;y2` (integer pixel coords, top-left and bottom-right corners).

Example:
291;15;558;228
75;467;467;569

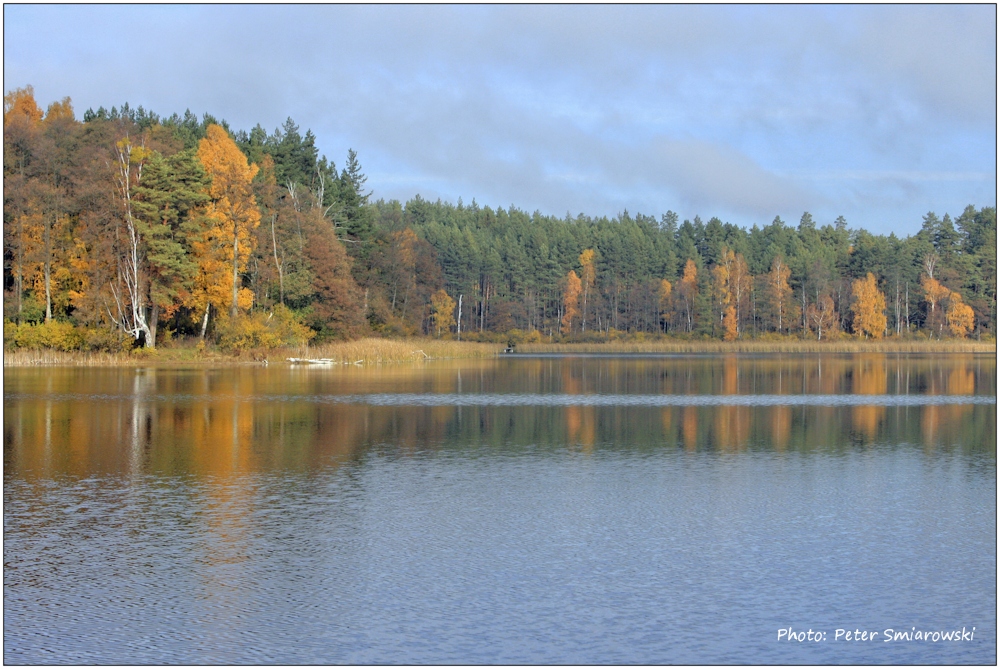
4;86;996;361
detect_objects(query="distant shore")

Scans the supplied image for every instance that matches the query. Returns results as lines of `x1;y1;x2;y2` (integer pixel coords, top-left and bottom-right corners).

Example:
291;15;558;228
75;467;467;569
514;339;996;354
3;336;995;367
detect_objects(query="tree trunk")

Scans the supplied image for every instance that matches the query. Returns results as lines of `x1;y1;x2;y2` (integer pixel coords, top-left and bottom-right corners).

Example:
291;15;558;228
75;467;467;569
43;261;52;323
905;282;910;331
148;303;158;348
231;231;240;317
270;213;284;305
200;303;211;339
801;287;807;334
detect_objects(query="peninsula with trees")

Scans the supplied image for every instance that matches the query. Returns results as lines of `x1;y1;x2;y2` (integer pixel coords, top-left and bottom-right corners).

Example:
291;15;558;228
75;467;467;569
4;87;996;362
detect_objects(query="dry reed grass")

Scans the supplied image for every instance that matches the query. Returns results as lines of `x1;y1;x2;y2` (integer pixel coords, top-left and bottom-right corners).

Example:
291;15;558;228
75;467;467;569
517;339;996;354
4;338;503;367
3;347;227;367
5;336;992;367
286;338;503;365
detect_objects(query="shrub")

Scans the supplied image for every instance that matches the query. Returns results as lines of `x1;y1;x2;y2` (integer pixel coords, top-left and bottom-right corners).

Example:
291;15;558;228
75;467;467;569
4;320;86;351
214;305;315;352
3;320;16;349
82;327;131;353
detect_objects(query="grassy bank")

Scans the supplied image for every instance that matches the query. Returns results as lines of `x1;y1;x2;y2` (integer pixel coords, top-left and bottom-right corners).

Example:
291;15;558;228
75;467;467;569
288;338;502;364
3;338;503;367
516;339;997;354
4;336;994;367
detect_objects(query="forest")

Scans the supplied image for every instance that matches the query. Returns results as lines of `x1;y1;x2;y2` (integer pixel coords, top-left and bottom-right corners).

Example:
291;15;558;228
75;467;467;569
4;86;997;352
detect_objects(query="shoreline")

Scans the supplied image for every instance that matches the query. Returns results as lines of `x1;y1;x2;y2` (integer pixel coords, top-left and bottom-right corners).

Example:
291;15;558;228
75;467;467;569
515;339;996;354
3;337;995;367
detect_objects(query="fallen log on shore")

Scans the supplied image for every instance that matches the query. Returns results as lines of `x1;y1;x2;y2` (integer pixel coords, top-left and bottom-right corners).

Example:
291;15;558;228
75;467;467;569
287;357;338;365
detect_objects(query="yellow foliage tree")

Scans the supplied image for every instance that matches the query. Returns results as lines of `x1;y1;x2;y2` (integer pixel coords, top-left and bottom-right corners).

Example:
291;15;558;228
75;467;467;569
921;276;950;310
197;124;261;318
561;270;582;335
3;85;43;126
430;288;456;338
43;97;74;124
765;255;793;332
712;253;731;333
678;259;698;332
921;275;952;336
850;273;887;339
722;305;738;341
945;291;975;338
729;252;751;336
711;249;751;338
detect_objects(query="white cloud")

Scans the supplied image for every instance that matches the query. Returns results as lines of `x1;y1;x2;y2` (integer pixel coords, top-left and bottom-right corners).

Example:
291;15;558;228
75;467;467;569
3;4;994;232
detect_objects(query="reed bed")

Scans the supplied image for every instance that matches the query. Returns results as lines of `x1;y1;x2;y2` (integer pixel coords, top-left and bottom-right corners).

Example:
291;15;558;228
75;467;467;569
4;338;503;367
6;336;993;367
5;349;140;366
286;338;503;365
2;347;231;367
516;339;997;354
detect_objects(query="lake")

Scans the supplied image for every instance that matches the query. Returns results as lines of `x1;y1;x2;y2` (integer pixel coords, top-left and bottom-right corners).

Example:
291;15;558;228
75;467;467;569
4;353;996;664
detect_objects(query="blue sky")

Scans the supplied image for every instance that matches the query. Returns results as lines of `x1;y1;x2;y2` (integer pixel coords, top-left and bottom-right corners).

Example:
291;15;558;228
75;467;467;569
4;4;996;235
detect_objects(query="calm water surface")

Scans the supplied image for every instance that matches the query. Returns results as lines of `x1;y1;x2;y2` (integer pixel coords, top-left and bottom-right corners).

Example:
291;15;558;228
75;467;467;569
4;354;996;664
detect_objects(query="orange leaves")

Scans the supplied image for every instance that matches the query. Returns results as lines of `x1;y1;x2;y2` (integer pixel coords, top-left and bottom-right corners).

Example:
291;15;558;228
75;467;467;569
722;305;738;341
3;86;42;126
44;98;74;124
923;276;974;338
561;270;582;335
712;249;750;337
712;261;730;308
678;259;698;332
765;255;794;332
921;276;950;314
658;278;673;323
430;289;456;338
199;125;259;204
579;249;596;289
946;292;975;337
658;278;673;302
197;124;261;316
681;258;697;288
301;209;365;339
850;272;887;339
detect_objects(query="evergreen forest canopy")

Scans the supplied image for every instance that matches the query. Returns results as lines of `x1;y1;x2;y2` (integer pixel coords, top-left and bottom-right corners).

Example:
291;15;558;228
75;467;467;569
3;86;997;351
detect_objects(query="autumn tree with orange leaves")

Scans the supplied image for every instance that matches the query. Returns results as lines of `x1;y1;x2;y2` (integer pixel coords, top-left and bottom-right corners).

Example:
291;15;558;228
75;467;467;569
921;275;951;337
561;270;582;335
850;273;887;339
197;124;261;319
712;249;750;338
430;288;456;338
764;256;795;333
677;259;698;333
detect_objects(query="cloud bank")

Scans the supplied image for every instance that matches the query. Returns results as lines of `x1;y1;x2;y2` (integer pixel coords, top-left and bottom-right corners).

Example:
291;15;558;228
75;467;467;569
4;5;995;233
